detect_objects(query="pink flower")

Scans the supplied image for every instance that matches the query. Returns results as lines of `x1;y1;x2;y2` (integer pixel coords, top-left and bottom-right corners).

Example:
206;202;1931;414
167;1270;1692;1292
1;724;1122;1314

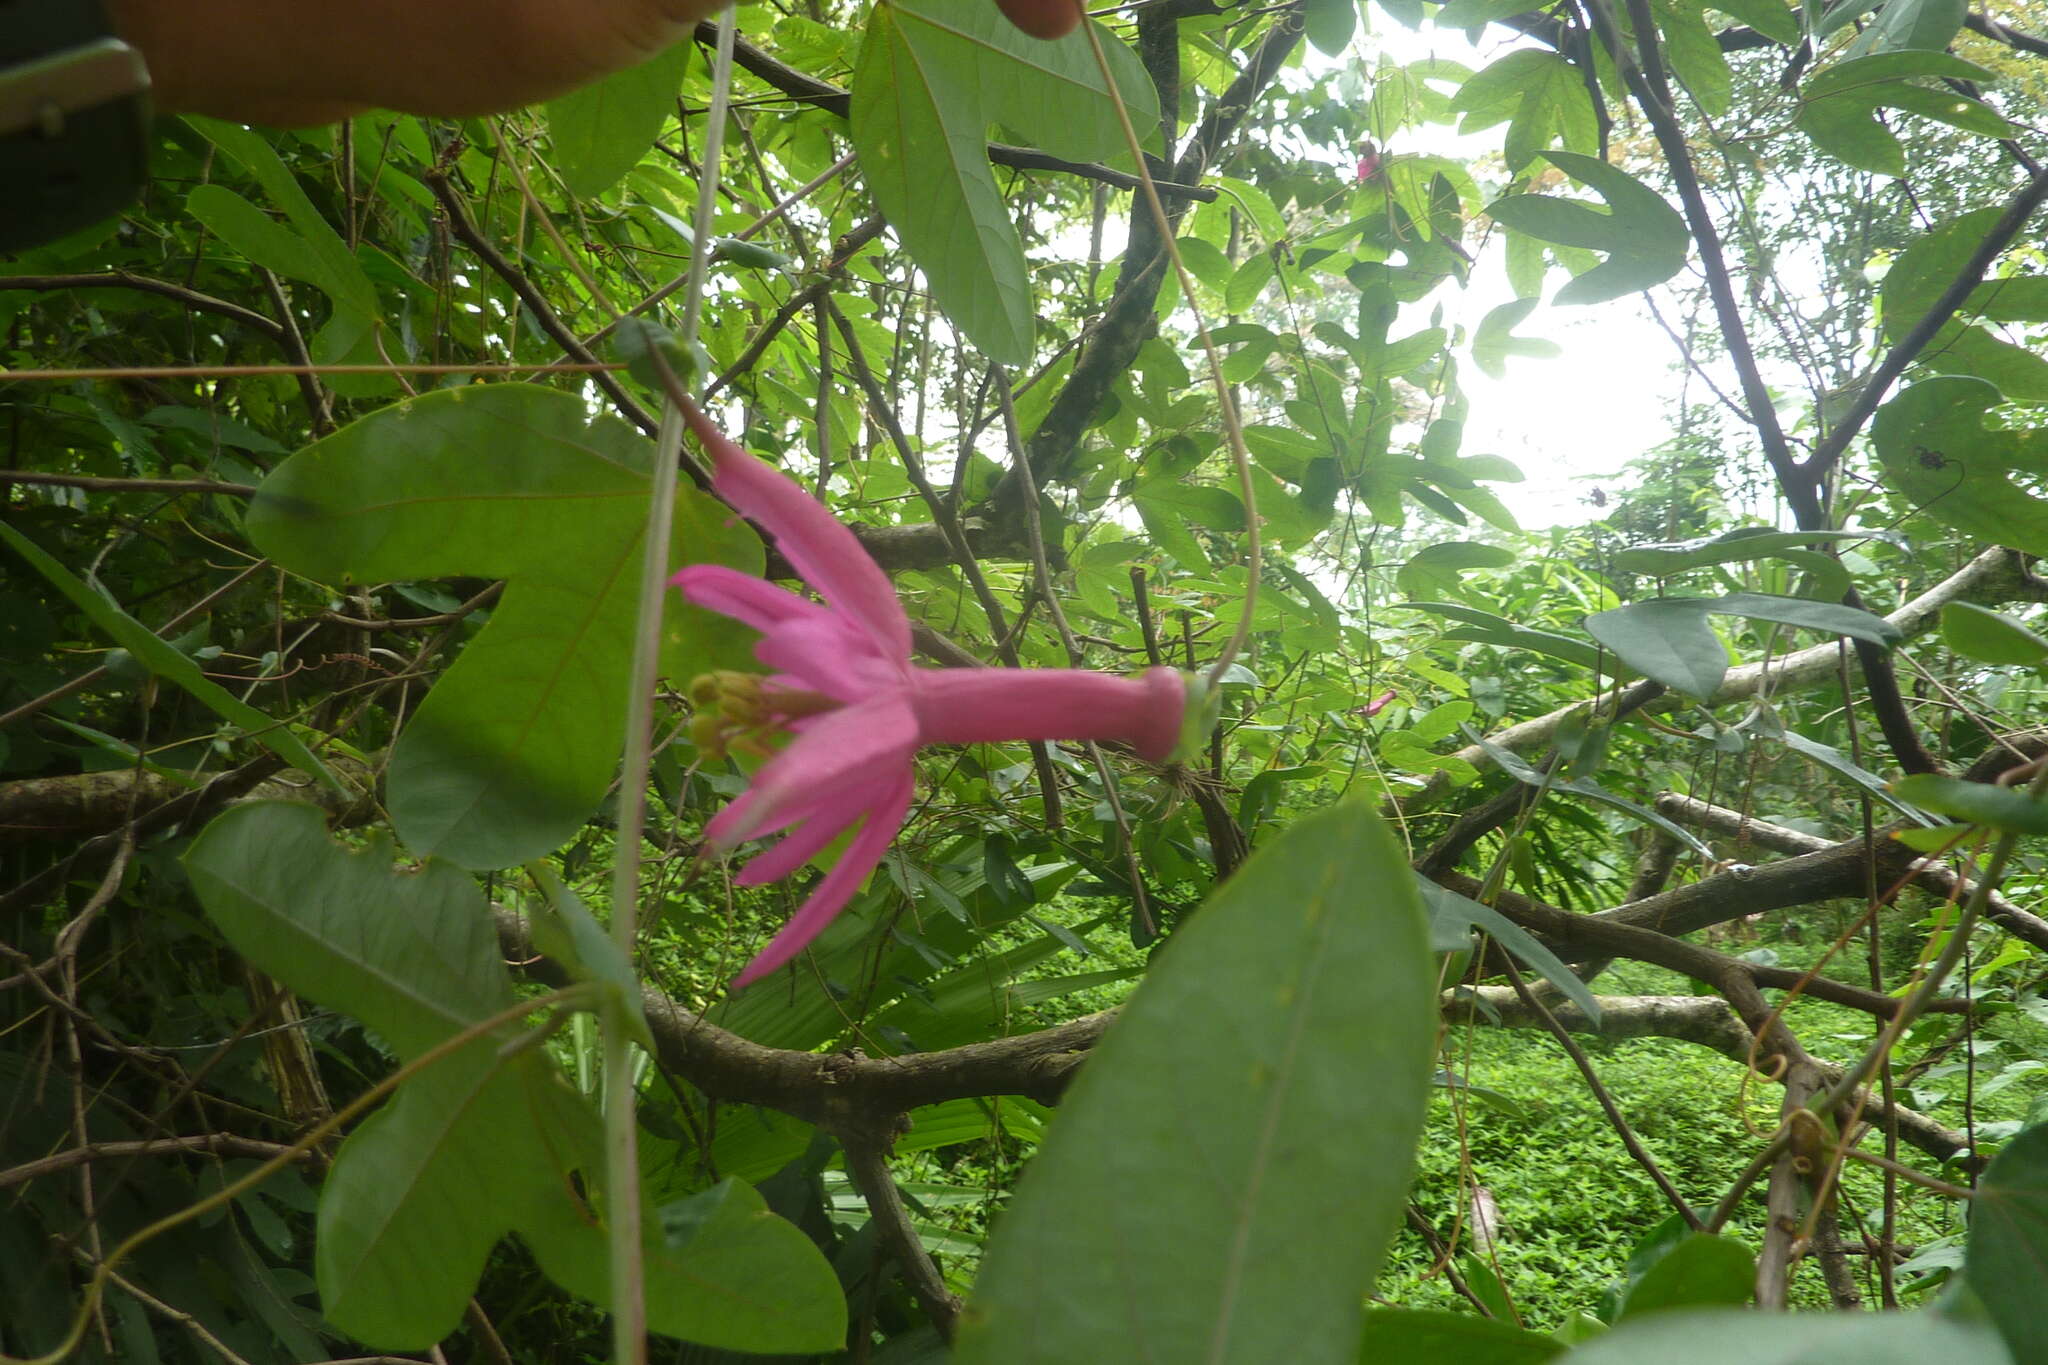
671;402;1188;990
1354;141;1382;184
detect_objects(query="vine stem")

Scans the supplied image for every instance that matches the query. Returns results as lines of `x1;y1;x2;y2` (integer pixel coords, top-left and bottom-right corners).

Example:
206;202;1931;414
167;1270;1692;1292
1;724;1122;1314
1077;14;1260;687
0;362;625;382
1706;762;2048;1235
601;14;739;1364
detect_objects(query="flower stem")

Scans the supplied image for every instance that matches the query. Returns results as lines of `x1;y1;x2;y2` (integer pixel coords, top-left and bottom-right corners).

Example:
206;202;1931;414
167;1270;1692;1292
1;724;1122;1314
600;14;740;1364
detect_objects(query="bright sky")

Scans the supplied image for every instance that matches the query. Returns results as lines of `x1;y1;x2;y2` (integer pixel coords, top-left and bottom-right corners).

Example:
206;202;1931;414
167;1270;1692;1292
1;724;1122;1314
1351;16;1677;530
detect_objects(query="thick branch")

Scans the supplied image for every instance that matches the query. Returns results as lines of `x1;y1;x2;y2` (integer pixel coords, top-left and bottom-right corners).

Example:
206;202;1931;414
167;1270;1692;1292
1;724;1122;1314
500;906;1108;1123
1;759;379;843
1656;793;2048;952
991;7;1306;515
1437;871;1974;1020
1438;548;2039;788
1444;987;1971;1167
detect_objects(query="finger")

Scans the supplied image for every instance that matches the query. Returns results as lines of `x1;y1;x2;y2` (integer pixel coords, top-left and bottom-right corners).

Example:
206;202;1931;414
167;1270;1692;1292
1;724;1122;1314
993;0;1084;40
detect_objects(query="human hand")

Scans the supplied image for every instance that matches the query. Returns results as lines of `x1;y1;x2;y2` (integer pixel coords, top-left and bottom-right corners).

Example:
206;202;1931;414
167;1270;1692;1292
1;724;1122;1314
108;0;1084;127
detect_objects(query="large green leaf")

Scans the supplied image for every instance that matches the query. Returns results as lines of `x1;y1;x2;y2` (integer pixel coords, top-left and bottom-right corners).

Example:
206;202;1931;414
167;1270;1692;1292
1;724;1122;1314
849;0;1158;364
1872;377;2048;556
184;802;846;1353
1879;207;2048;402
1556;1307;2011;1364
547;41;693;198
1485;152;1689;304
1943;602;2048;665
1357;1308;1565;1364
0;522;341;793
953;801;1435;1364
244;384;762;868
1451;51;1599;174
1890;775;2048;834
1795;52;2011;176
1966;1121;2048;1362
1585;593;1900;698
1615;1233;1753;1318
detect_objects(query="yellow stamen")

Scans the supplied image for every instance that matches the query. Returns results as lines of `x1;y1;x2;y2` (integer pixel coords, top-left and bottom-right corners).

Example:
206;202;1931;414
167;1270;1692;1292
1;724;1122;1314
684;670;843;760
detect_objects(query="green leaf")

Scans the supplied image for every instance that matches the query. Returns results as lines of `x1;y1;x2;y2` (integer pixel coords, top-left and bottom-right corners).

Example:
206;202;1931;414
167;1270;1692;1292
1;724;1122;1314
245;384;762;868
954;801;1436;1364
1227;252;1277;314
0;522;341;792
1890;775;2048;834
1943;603;2048;665
185;803;519;1060
1451;51;1597;173
1586;593;1899;698
1554;1307;2012;1364
1358;1308;1565;1364
184;803;846;1353
546;41;691;198
1135;497;1212;572
1795;52;2011;177
1475;737;1717;860
1612;526;1887;598
1397;542;1519;598
1966;1120;2048;1361
849;0;1158;365
1616;1234;1753;1318
1485;152;1689;304
1302;0;1357;57
1655;0;1732;119
1471;297;1562;379
1873;377;2048;555
185;118;380;322
1847;0;1969;56
1398;600;1619;675
1585;598;1731;698
527;865;655;1050
1712;0;1801;44
1415;874;1603;1024
1768;723;1934;824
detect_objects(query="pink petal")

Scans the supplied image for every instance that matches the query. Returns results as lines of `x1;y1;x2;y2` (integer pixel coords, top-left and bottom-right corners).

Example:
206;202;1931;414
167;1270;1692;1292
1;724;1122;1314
731;776;902;886
910;665;1185;763
730;773;915;990
704;696;918;847
754;614;903;702
672;565;833;635
680;400;912;662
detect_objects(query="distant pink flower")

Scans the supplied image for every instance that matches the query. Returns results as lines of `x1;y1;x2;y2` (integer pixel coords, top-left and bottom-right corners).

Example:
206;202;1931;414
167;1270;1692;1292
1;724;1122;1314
672;402;1187;990
1357;688;1397;718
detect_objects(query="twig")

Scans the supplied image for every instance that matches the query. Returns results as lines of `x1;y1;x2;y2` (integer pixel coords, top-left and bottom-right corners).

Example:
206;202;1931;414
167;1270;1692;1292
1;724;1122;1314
824;299;1066;828
841;1134;961;1340
1497;959;1701;1228
422;165;660;438
0;1135;309;1191
0;472;257;496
